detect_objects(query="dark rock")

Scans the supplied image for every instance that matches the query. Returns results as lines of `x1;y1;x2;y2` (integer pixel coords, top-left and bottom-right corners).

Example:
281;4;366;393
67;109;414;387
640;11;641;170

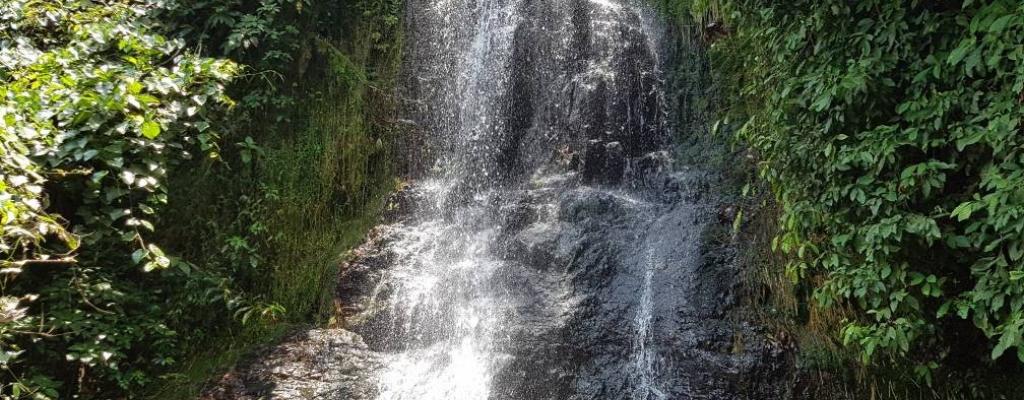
603;142;625;184
580;139;607;184
580;140;627;185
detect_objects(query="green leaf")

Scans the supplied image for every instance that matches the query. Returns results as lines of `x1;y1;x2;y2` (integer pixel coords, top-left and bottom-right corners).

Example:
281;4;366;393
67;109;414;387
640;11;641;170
141;120;161;139
951;202;973;221
989;15;1014;33
131;249;148;264
0;350;23;366
147;244;165;258
1011;242;1024;261
127;81;143;94
992;331;1015;360
732;209;744;235
137;94;160;105
948;39;974;65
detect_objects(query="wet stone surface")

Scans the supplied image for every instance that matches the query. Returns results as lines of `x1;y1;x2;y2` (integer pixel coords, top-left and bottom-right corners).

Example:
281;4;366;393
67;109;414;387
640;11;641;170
199;329;381;400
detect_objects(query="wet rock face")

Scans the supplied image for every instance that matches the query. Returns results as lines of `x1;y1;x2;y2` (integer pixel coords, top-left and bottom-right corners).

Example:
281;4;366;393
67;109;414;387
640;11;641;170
316;164;790;399
199;329;381;400
502;0;667;177
487;170;792;399
201;167;790;398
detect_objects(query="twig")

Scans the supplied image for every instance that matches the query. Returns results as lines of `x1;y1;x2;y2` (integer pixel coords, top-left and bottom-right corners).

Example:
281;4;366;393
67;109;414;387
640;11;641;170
8;258;78;267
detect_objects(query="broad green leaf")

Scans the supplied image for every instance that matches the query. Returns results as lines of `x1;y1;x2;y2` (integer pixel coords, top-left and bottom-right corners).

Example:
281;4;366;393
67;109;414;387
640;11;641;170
141;120;161;139
990;15;1014;33
992;331;1016;359
948;40;974;65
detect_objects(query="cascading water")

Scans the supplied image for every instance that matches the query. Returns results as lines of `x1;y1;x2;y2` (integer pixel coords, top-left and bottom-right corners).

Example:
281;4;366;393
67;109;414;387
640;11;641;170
349;0;756;398
201;0;789;398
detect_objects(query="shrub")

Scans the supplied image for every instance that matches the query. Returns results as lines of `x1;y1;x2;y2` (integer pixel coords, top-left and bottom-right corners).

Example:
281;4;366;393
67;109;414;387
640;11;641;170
1;0;237;396
688;0;1024;379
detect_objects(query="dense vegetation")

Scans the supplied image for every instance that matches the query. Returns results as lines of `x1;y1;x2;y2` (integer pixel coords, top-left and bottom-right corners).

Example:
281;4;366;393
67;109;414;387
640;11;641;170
660;0;1024;394
0;0;401;398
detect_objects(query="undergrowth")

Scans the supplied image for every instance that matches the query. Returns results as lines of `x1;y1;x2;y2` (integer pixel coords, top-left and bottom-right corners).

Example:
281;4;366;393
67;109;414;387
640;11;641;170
657;1;1024;398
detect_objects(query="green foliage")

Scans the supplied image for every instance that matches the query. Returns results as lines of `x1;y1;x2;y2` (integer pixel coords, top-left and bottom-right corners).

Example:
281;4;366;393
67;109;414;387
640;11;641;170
694;0;1024;381
170;0;308;117
0;0;404;395
0;0;246;396
146;0;405;397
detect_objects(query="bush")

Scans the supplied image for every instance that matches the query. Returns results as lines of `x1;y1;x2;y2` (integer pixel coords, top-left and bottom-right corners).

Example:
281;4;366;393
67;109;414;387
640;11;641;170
1;0;402;397
689;0;1024;380
0;0;238;396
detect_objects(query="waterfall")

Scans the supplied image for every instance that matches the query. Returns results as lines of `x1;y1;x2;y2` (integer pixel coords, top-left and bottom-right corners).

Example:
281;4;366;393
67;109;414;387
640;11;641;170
332;0;779;398
198;1;791;398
